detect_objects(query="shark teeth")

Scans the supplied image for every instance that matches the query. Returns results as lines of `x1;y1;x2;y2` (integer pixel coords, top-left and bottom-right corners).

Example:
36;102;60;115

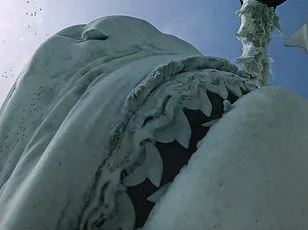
144;142;163;187
154;110;191;149
238;81;247;92
223;99;232;113
123;142;163;187
147;183;171;203
225;81;243;97
181;89;213;118
206;81;229;99
173;109;191;148
245;81;258;91
154;123;176;143
182;97;201;110
199;89;212;117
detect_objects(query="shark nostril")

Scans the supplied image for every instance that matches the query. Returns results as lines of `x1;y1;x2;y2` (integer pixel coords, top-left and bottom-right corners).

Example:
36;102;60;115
82;28;109;41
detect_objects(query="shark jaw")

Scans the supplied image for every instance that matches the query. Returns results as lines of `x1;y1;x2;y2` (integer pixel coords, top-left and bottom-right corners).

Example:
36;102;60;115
78;56;257;230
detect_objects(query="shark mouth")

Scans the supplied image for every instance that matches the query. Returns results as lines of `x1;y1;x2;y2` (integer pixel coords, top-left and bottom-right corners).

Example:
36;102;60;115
78;56;257;230
127;91;240;229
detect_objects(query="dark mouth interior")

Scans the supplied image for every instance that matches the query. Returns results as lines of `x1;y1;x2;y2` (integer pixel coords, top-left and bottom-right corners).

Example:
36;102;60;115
127;91;240;228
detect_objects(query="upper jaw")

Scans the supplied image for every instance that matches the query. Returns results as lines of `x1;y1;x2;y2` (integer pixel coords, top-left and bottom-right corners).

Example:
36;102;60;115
79;55;258;229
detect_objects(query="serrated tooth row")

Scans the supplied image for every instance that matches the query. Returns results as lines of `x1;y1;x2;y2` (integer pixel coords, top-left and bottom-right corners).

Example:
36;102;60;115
206;82;228;99
123;142;163;187
225;81;243;97
181;97;200;110
147;182;171;203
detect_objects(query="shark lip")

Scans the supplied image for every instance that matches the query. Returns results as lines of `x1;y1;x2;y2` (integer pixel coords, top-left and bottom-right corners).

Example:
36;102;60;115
78;56;257;230
126;90;243;229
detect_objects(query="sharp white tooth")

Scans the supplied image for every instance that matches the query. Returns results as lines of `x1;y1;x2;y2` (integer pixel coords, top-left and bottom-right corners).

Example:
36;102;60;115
147;183;171;203
238;81;247;92
123;162;148;186
182;97;200;110
223;99;232;113
165;97;178;120
244;81;258;91
173;110;191;148
144;142;163;187
206;83;220;95
147;115;170;128
225;82;242;97
202;119;220;128
199;89;212;117
218;80;229;99
154;124;175;143
116;192;136;230
206;81;228;99
133;129;154;149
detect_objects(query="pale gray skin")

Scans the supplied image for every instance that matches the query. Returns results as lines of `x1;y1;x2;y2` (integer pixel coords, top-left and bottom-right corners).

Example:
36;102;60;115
0;16;307;230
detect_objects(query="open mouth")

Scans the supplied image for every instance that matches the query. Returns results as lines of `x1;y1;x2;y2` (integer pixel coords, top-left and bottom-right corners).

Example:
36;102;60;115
78;56;257;230
127;90;242;228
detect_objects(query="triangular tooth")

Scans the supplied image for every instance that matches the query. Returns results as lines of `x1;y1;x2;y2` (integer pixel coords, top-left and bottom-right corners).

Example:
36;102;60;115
173;110;191;148
199;90;212;117
165;97;177;120
206;80;228;99
123;163;148;186
116;192;136;230
144;142;163;187
146;115;170;130
182;97;200;110
223;99;232;113
225;82;242;97
147;183;171;203
133;129;154;149
206;83;220;96
217;80;229;99
238;81;247;92
244;81;258;91
154;124;175;143
202;119;219;128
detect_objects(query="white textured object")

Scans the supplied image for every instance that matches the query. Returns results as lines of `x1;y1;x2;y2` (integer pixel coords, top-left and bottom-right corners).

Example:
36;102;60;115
2;15;307;230
0;16;256;230
285;23;308;51
143;86;308;230
236;0;281;85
